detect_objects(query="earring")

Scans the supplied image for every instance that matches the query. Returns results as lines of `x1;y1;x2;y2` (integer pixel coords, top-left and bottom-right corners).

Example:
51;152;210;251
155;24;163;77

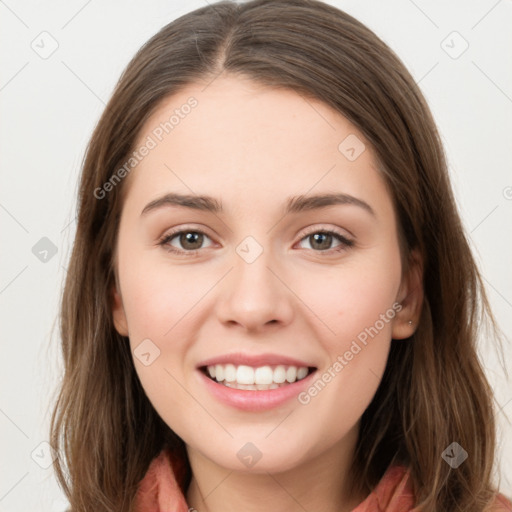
408;320;413;326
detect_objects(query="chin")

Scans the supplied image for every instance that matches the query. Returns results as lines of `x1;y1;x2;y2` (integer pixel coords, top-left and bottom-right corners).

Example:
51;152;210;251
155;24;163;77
221;450;305;474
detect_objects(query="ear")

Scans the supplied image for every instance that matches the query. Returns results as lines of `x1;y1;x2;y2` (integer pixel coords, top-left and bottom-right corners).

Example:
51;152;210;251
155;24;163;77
392;248;424;340
111;278;129;337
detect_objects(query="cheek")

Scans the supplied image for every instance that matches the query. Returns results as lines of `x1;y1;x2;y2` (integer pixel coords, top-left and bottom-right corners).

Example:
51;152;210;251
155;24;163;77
118;257;202;422
115;239;198;395
299;252;401;345
118;245;205;338
293;250;401;407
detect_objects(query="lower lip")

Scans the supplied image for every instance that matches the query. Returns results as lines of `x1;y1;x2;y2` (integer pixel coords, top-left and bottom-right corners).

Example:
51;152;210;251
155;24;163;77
198;369;316;411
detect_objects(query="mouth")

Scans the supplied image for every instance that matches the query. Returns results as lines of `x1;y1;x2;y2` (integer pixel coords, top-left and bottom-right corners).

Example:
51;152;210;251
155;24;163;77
200;364;317;391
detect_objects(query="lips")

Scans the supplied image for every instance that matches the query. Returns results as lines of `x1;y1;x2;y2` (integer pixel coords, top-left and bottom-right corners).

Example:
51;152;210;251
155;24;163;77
197;352;316;388
196;352;318;410
197;352;316;369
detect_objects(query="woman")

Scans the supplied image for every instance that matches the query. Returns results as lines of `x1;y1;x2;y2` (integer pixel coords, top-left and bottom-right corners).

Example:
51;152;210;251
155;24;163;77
50;1;512;510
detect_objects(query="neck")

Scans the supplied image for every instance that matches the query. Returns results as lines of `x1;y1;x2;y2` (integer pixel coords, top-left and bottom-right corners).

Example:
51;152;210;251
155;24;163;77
185;425;367;512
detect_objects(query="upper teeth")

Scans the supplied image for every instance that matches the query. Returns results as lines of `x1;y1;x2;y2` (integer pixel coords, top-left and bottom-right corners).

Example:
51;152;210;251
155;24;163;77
207;364;309;385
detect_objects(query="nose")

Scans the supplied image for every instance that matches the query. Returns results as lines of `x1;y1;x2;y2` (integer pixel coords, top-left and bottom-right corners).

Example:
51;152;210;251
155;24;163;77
215;243;294;333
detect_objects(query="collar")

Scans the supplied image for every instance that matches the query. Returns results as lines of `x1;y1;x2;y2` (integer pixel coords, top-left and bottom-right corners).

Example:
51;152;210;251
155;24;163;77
134;447;420;512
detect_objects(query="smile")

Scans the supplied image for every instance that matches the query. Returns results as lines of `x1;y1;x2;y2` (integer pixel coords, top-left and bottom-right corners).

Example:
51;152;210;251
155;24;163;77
202;364;314;390
197;356;318;410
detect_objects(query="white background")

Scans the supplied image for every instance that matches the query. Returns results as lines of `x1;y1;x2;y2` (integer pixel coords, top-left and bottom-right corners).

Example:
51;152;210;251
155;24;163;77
1;0;511;510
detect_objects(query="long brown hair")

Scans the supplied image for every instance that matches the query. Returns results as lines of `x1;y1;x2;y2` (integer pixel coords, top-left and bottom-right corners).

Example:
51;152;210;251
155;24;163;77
50;0;506;510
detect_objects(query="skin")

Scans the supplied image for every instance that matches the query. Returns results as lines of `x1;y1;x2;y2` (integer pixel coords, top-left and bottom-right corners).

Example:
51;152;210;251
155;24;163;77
111;74;423;512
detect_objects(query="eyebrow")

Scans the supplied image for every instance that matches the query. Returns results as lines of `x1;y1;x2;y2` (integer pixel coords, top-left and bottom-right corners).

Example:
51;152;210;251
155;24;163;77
141;192;375;217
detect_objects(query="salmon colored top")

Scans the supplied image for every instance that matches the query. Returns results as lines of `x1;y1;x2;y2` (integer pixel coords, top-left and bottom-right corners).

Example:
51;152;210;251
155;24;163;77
134;447;512;512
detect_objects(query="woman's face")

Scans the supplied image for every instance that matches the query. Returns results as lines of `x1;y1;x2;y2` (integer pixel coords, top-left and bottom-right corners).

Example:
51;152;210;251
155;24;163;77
112;74;419;473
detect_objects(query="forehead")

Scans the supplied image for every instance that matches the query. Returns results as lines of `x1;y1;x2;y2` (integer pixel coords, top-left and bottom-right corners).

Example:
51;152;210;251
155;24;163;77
123;75;393;220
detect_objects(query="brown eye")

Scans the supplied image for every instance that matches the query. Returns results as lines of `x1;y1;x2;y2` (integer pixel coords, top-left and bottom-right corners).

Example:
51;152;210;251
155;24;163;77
298;230;354;253
308;232;333;251
159;229;213;254
177;231;204;250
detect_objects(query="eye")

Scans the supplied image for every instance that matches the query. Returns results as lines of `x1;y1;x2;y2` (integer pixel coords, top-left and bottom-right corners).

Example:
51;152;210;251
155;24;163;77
158;226;354;256
158;228;214;255
297;229;354;254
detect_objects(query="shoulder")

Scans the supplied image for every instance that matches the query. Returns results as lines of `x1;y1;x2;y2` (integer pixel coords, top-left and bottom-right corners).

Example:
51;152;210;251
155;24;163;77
352;464;416;511
490;493;512;511
375;466;512;512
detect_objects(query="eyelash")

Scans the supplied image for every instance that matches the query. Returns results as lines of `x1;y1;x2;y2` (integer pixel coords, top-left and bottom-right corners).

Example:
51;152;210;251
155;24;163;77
157;226;354;256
